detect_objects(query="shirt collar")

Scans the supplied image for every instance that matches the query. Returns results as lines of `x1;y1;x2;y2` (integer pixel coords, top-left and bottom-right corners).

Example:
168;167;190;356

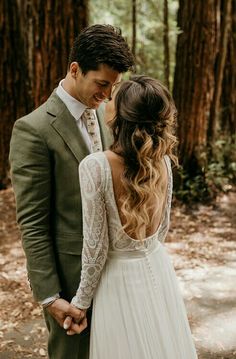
56;79;88;121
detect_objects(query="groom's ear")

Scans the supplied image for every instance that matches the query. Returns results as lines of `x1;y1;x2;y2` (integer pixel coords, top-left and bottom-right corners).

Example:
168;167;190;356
70;62;80;78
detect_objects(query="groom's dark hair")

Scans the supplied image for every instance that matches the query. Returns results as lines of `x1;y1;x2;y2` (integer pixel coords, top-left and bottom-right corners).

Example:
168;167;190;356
68;24;134;74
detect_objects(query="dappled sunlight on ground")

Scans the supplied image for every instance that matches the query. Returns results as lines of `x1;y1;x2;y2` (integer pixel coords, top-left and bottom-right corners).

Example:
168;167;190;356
176;262;236;356
167;190;236;358
0;188;236;358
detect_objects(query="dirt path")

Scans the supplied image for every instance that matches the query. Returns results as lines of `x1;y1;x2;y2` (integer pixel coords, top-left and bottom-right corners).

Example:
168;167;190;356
169;192;236;358
0;188;235;358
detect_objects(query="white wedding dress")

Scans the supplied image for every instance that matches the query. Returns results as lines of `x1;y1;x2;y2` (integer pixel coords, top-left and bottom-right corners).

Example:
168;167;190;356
72;152;198;359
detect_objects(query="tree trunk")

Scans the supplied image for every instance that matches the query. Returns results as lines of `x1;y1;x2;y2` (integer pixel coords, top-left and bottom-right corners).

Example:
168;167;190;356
0;0;88;189
173;0;220;176
132;0;137;70
21;0;88;107
208;0;232;148
221;0;236;138
163;0;170;89
0;0;30;188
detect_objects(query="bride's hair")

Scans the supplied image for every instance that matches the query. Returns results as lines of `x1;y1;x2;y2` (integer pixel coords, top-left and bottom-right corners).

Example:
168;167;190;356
110;75;178;239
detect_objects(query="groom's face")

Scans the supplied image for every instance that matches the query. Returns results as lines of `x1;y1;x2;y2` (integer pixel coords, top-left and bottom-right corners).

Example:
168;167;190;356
70;62;122;109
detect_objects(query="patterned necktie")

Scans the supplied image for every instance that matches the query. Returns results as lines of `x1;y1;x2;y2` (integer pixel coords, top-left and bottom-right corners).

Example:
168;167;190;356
82;109;103;152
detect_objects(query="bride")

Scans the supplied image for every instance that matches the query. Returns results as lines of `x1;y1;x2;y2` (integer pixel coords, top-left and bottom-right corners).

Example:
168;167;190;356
64;75;198;359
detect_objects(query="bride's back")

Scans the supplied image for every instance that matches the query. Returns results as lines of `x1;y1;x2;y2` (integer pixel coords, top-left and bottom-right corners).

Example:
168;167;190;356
105;150;168;240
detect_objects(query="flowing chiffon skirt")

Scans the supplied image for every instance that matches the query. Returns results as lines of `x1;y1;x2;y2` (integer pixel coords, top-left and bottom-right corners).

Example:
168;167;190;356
89;240;198;359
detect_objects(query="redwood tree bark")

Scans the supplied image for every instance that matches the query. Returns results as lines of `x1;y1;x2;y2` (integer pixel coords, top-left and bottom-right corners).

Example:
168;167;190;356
221;0;236;138
21;0;88;107
163;0;170;89
208;0;232;147
132;0;137;70
0;0;30;188
173;0;220;176
0;0;88;188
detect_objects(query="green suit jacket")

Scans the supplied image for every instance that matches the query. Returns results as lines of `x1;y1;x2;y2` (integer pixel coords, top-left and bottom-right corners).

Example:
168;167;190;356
9;90;112;302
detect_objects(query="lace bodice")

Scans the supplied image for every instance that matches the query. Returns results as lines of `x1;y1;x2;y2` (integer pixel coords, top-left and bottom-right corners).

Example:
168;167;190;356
71;152;173;309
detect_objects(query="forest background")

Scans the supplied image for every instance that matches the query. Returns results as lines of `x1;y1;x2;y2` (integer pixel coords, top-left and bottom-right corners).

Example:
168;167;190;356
0;0;236;358
0;0;236;200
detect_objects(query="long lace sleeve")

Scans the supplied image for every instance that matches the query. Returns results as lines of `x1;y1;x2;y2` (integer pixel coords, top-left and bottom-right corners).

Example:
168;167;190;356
158;156;173;243
71;154;109;309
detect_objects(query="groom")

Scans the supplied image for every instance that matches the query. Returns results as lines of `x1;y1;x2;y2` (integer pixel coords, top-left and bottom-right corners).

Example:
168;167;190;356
9;24;134;359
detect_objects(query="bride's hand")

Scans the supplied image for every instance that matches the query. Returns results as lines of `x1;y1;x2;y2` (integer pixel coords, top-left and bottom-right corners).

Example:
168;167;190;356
63;307;87;335
65;315;88;335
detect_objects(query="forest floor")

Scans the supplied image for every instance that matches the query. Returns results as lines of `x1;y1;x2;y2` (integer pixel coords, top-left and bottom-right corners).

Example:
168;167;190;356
0;187;236;359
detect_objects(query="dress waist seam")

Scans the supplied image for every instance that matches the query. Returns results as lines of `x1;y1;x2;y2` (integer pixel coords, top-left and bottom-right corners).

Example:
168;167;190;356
107;240;161;260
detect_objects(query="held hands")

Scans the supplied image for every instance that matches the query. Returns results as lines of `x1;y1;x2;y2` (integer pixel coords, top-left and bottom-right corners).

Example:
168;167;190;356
46;298;87;335
63;307;87;336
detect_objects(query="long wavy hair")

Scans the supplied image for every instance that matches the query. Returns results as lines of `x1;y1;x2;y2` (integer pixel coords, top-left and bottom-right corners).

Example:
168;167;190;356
109;75;178;240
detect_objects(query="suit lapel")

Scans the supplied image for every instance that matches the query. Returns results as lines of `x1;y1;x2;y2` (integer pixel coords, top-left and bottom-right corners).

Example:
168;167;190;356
47;92;90;163
46;91;113;160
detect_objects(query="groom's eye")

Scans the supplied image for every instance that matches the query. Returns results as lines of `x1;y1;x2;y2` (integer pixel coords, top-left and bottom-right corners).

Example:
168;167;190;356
96;81;108;88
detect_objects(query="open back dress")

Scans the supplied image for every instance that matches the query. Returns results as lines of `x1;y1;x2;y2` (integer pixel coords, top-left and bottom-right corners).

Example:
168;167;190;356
71;152;198;359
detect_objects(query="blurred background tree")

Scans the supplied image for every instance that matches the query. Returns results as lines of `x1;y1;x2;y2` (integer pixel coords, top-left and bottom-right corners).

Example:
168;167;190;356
89;0;179;86
0;0;235;201
173;0;220;200
0;0;88;188
173;0;235;201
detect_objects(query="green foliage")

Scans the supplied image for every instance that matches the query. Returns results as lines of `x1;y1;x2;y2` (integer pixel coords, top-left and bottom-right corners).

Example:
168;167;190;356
173;167;211;203
207;136;236;188
174;136;236;203
89;0;179;88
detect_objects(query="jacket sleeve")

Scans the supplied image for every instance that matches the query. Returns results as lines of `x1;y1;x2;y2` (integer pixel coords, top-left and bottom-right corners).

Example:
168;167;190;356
71;155;109;309
9;119;61;301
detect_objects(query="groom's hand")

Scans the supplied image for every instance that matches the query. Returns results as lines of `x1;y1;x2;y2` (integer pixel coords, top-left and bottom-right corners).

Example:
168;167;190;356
63;307;87;335
46;298;82;328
